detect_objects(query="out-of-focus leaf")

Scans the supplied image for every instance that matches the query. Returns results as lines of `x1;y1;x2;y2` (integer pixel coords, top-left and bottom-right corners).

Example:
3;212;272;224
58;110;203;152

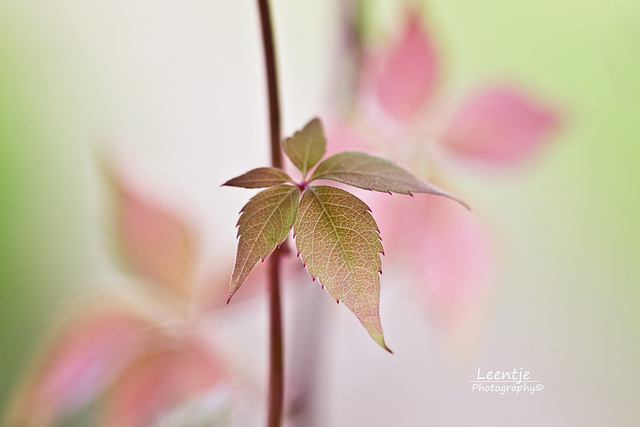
294;186;390;352
222;167;293;189
283;118;326;178
3;305;151;427
324;119;376;156
440;86;560;167
102;343;226;427
112;174;196;297
375;12;439;121
412;196;492;326
310;151;468;208
374;194;492;327
228;185;299;301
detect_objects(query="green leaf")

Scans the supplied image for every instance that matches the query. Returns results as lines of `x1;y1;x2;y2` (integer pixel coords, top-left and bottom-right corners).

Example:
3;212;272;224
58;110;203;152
294;186;391;352
229;185;299;301
222;167;294;189
310;151;469;208
283;118;326;178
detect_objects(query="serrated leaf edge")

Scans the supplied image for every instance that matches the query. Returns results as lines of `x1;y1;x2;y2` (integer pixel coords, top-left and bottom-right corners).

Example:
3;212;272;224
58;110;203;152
294;186;391;352
228;185;299;302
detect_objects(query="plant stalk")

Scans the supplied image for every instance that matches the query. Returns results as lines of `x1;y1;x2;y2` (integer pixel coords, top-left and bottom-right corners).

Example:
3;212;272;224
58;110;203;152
257;0;285;426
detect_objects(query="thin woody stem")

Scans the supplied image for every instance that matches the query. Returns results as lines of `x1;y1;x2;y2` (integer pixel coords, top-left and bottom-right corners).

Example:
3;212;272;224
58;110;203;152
258;0;283;170
256;0;285;426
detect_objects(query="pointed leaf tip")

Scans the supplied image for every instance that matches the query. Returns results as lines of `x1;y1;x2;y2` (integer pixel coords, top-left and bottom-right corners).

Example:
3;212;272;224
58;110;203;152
310;151;468;209
229;185;299;300
283;118;327;178
223;167;294;189
294;186;389;350
372;333;393;354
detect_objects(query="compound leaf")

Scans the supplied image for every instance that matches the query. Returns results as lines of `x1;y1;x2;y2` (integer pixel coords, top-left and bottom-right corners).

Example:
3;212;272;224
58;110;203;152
229;185;299;301
294;186;390;352
283;118;326;178
310;151;468;209
222;167;294;189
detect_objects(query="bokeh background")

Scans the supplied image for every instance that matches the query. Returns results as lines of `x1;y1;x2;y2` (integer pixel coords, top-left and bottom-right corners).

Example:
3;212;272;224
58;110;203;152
1;0;639;425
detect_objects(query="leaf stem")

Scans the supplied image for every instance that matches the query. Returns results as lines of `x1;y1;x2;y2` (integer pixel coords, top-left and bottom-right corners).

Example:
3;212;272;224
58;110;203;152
256;0;285;426
258;0;283;170
267;249;284;427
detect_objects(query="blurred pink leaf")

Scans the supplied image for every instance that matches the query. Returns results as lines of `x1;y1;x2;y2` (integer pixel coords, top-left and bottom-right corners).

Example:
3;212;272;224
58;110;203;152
102;343;226;427
372;194;492;326
411;196;493;325
324;119;375;156
112;172;197;298
440;87;560;167
4;305;151;426
375;13;439;121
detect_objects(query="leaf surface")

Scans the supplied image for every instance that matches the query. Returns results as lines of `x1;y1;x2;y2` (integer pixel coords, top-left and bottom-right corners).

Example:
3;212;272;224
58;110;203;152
222;167;293;189
310;151;468;208
229;185;299;301
375;12;439;121
111;173;196;297
294;186;390;352
103;343;226;427
283;118;326;178
440;86;560;167
2;303;150;427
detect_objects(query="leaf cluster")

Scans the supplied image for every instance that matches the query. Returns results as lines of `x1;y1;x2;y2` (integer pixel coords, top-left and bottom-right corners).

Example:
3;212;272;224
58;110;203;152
223;118;466;351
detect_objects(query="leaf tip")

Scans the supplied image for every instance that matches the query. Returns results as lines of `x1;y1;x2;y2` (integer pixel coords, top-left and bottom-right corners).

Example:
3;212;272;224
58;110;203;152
372;333;393;354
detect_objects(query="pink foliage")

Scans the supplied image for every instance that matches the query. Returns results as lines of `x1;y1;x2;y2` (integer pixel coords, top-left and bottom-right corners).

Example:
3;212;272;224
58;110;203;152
4;307;151;426
331;10;561;329
114;177;196;298
103;343;224;427
375;13;439;121
408;196;492;325
440;87;560;167
5;167;230;426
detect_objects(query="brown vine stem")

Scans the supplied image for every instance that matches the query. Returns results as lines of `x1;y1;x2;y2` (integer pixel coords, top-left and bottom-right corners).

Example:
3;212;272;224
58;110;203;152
257;0;285;426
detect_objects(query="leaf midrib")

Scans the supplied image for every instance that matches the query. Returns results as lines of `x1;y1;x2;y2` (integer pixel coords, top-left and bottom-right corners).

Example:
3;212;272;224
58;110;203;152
306;187;358;296
314;168;418;183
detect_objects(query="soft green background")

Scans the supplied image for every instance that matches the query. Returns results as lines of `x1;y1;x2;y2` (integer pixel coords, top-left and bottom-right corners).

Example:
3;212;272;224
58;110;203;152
1;0;639;424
